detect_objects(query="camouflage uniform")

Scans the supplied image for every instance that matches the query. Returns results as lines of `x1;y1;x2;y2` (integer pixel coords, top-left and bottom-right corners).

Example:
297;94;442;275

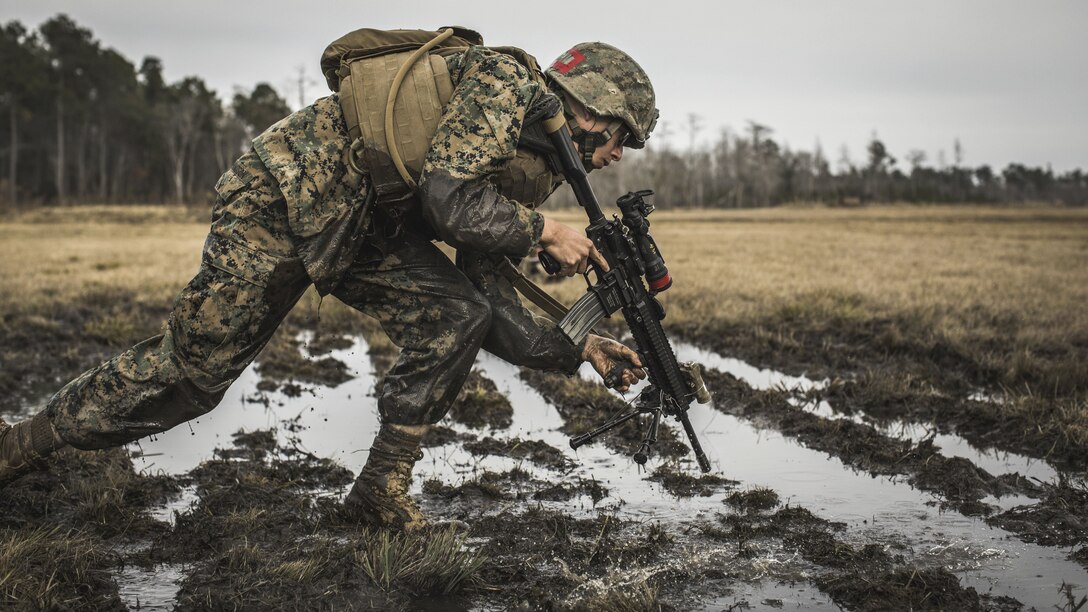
47;47;582;450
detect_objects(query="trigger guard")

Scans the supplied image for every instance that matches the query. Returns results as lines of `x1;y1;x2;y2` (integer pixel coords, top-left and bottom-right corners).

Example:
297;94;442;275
604;363;627;389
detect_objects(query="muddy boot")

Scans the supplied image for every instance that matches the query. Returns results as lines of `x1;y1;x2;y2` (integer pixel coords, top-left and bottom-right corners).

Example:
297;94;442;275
344;423;429;532
0;412;67;488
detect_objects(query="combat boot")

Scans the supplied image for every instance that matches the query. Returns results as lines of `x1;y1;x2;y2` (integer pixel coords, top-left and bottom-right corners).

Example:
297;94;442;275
0;412;66;488
344;423;428;532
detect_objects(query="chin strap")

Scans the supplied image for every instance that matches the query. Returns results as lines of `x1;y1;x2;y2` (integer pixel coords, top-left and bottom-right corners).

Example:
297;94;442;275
565;114;625;172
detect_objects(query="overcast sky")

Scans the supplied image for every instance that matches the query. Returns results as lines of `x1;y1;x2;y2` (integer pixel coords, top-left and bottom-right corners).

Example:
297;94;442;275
6;0;1086;172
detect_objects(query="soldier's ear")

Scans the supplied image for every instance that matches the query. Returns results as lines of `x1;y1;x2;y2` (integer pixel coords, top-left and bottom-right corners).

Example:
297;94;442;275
562;93;592;122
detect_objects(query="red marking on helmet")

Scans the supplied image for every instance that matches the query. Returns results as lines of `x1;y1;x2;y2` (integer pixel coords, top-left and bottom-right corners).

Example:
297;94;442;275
551;49;586;75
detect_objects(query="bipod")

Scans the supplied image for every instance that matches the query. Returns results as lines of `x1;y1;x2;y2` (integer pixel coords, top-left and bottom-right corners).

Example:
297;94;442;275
569;385;670;466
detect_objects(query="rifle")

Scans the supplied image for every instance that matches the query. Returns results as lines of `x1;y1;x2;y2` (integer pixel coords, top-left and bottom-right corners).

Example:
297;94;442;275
529;113;713;472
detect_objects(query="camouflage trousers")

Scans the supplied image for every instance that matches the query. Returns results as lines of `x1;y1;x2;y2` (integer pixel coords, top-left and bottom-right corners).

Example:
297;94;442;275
47;150;493;450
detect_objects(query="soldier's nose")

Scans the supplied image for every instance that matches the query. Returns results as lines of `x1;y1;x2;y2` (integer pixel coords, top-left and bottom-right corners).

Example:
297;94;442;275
612;146;624;161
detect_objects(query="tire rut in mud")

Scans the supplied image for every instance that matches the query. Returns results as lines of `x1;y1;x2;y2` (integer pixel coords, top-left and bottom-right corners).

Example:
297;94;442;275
675;321;1088;471
702;367;1088;570
813;369;1088;473
514;367;1021;609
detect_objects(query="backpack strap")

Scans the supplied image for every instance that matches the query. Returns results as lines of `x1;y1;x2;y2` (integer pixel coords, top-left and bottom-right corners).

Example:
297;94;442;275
385;29;456;189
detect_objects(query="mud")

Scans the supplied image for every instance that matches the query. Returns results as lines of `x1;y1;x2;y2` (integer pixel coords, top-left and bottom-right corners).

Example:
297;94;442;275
989;481;1088;559
0;526;125;610
1;447;178;539
702;366;1088;575
674;307;1086;399
815;370;1088;472
724;488;781;513
519;368;690;461
0;445;179;608
698;500;1020;611
421;424;475;447
649;464;738;497
0;289;169;416
145;429;486;610
702;368;1043;515
675;319;1088;469
817;568;1002;612
462;436;574;471
447;370;514;430
255;330;353;389
467;508;678;609
4;321;1087;609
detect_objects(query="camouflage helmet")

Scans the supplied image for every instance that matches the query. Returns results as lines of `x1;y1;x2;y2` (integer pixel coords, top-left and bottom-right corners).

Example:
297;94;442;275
546;42;659;148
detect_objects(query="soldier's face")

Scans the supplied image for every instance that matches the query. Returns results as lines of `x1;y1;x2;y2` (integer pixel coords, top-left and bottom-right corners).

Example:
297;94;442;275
572;113;626;169
591;128;626;169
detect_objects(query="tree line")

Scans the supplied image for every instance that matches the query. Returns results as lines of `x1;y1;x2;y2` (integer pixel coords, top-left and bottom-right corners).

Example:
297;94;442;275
2;15;1085;211
555;120;1088;209
0;15;290;209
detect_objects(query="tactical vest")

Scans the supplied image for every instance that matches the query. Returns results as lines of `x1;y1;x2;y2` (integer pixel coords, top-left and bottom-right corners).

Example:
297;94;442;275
320;28;560;211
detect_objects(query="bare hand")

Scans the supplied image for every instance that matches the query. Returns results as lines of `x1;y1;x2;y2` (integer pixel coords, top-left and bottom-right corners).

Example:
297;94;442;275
539;216;609;276
581;334;646;392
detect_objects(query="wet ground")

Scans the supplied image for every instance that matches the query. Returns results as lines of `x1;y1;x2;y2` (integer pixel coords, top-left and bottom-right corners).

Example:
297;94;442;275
2;329;1087;610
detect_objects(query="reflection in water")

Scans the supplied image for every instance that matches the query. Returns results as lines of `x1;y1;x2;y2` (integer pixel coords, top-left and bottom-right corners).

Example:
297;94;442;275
129;335;382;477
43;333;1087;610
116;563;186;611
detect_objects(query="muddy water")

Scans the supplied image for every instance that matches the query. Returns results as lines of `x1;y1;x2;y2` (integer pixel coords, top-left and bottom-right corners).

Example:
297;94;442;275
567;342;1087;608
11;334;1086;609
671;342;1062;486
116;562;186;611
129;335;382;477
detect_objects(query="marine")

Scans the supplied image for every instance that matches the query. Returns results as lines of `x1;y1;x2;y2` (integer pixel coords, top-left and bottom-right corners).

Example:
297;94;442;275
0;32;659;532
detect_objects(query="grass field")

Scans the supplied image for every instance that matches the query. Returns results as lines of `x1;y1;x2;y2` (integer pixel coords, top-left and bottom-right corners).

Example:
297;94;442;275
2;203;1087;609
2;203;1086;450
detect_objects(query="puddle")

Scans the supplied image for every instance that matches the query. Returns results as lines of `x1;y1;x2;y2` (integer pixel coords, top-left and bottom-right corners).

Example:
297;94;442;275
564;341;1087;608
672;342;827;393
116;562;184;611
119;334;1088;609
149;484;198;528
878;420;1061;486
661;339;1063;488
8;333;1086;609
704;579;840;610
128;335;382;476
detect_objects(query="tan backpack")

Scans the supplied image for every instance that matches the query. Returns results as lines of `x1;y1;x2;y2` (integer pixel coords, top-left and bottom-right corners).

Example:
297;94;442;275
321;27;558;207
321;27;482;206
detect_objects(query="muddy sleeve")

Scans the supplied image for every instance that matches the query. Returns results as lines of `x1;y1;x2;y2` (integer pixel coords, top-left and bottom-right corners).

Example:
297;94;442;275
418;51;544;257
458;250;583;374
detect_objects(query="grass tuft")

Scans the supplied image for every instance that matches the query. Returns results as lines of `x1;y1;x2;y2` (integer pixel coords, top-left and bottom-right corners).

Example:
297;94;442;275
0;527;121;609
356;526;486;596
725;487;782;513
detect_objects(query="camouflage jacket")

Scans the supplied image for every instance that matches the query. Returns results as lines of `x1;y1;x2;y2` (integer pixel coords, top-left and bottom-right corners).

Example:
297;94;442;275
243;47;580;372
248;46;554;295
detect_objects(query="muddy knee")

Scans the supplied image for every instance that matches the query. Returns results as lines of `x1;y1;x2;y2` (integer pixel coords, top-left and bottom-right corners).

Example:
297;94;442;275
453;294;493;349
47;334;229;450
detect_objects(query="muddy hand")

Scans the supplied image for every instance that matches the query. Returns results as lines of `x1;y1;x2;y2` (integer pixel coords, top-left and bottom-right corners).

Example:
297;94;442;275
581;334;646;392
539;216;609;276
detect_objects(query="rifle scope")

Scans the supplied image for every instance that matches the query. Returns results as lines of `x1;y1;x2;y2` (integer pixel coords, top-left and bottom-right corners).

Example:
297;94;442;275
616;190;672;293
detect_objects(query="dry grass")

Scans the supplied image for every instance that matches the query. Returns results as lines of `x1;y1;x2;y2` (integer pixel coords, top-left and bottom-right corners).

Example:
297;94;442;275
0;526;121;608
2;203;1085;452
543;205;1088;345
356;526;487;595
11;204;1082;359
0;206;206;311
